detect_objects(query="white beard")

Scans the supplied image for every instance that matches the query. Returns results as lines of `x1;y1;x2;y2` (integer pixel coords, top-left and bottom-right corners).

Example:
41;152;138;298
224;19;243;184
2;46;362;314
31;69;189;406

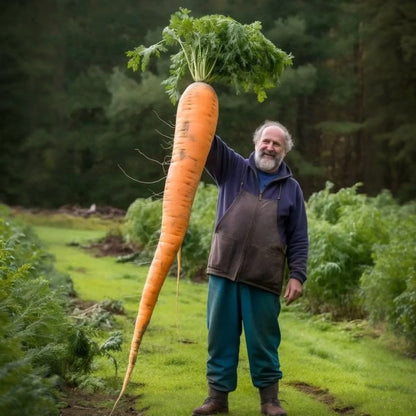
254;150;282;173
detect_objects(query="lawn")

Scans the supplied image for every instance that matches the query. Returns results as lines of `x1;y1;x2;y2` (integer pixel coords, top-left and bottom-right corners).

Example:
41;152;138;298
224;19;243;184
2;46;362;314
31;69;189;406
34;224;416;416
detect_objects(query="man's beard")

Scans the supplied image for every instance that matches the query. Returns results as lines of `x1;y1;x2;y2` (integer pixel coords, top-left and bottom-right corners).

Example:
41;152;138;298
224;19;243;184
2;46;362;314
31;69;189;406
254;150;283;173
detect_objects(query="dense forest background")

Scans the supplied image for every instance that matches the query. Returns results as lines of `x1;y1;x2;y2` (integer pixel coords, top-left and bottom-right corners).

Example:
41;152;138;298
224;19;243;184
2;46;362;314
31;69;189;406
1;0;415;209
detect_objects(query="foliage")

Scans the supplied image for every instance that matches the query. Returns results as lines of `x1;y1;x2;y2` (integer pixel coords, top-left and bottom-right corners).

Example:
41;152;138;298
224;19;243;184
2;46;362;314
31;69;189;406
0;211;123;415
305;183;389;318
358;0;416;201
360;200;416;347
126;7;293;103
124;197;162;250
306;184;416;349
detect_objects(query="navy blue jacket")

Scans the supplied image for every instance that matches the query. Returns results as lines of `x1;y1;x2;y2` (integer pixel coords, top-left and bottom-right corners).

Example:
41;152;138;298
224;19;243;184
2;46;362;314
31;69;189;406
205;135;308;284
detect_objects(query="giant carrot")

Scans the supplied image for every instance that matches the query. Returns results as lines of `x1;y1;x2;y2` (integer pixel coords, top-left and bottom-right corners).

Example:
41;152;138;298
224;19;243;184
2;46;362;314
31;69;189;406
111;8;292;413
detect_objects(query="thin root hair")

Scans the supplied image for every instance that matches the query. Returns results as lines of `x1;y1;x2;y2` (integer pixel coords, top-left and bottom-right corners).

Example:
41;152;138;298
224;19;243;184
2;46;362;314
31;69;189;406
134;148;165;167
152;109;175;129
154;128;174;142
117;163;166;185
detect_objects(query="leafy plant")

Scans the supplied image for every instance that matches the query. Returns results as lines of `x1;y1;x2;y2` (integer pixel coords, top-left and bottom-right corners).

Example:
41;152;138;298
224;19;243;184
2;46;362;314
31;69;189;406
305;183;390;319
126;7;293;103
123;197;162;252
67;329;122;381
360;200;416;347
0;213;124;414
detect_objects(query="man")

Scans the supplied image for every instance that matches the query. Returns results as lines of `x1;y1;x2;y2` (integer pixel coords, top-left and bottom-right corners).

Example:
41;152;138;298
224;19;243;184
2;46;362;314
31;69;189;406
192;121;308;416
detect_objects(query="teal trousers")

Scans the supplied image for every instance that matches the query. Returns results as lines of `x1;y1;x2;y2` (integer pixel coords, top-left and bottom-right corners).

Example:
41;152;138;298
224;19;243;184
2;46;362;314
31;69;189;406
206;275;282;392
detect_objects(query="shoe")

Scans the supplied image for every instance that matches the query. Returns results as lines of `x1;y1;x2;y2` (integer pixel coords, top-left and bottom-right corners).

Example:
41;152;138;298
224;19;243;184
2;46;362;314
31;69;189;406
261;398;287;416
192;397;229;415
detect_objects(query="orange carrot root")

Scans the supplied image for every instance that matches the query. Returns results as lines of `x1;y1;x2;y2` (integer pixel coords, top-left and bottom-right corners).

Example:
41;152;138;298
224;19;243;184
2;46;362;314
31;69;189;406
110;82;219;414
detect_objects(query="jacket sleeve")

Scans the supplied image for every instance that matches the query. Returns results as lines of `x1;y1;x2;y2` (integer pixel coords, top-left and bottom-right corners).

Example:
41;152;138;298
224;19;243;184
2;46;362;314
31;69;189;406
285;183;309;284
205;135;243;185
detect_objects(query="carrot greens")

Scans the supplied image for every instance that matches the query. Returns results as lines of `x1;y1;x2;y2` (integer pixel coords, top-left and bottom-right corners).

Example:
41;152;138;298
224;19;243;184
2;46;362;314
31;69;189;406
127;8;293;104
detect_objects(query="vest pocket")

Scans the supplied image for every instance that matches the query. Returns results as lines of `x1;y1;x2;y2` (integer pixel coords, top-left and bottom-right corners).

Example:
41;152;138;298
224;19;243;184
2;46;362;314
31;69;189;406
207;232;241;279
241;244;285;294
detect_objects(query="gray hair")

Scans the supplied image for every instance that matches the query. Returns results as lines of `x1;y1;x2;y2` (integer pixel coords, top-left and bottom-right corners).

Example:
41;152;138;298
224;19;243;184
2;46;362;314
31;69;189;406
252;120;294;153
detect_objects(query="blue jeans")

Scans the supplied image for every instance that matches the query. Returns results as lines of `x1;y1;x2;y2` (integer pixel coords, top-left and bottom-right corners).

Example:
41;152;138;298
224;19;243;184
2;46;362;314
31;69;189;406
206;275;282;392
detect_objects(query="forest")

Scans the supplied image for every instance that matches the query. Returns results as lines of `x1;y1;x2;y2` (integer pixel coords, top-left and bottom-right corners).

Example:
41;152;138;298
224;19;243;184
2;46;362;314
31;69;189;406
1;0;415;209
1;2;416;414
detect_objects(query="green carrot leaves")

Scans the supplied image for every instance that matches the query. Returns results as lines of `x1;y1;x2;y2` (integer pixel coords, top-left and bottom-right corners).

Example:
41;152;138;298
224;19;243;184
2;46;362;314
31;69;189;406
127;8;293;104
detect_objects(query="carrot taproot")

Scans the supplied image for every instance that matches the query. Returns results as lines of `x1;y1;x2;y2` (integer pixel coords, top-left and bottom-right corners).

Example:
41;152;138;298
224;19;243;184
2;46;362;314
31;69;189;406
110;81;218;414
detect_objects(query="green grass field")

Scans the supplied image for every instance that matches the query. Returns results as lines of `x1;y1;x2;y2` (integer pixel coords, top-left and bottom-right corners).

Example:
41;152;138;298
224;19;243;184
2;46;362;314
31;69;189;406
34;224;416;416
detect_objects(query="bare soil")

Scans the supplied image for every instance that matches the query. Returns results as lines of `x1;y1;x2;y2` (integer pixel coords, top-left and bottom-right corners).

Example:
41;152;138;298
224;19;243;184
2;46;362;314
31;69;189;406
288;381;371;415
59;387;144;416
87;233;139;258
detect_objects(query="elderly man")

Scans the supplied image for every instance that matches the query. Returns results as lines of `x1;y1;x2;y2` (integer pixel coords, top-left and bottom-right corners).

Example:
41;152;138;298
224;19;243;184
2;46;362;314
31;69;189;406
192;121;308;416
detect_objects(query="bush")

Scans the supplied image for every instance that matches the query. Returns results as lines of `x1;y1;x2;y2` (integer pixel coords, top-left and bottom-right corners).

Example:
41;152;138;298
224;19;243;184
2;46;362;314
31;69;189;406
123;197;162;250
0;211;122;415
360;200;416;348
305;183;389;319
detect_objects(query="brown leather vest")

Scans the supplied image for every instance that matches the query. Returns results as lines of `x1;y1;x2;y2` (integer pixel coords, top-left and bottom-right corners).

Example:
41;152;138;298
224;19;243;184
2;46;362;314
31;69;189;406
207;190;286;295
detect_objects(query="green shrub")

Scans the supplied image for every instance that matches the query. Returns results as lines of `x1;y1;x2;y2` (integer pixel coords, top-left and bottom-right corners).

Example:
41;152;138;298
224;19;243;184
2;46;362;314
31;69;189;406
0;219;67;415
306;183;389;319
0;213;122;415
123;196;162;264
360;201;416;348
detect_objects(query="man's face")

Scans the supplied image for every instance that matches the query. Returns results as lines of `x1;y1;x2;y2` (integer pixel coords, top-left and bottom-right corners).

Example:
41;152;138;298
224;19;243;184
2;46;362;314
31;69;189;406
254;126;287;173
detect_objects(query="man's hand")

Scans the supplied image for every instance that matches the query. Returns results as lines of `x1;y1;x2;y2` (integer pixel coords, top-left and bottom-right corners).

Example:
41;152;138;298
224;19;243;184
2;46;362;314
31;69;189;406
284;278;303;305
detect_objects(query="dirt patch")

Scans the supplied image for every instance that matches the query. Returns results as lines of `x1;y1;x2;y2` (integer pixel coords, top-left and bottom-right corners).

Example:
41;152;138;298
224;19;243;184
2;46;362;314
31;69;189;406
59;387;145;416
289;381;335;406
86;234;139;258
288;381;370;415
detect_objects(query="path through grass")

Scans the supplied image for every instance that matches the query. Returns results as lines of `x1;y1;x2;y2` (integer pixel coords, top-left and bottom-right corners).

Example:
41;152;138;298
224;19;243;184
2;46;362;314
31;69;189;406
35;225;416;416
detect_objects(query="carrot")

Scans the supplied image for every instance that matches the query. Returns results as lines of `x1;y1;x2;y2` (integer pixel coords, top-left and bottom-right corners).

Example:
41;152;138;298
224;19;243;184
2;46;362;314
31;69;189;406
110;81;218;414
111;8;291;413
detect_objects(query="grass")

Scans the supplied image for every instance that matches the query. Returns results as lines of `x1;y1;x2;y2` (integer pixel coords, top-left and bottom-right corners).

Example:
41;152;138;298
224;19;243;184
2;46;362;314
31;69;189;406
33;223;416;416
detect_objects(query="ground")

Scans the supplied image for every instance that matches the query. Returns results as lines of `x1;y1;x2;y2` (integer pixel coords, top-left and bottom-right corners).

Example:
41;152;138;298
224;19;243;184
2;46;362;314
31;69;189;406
16;204;142;415
21;205;365;415
59;387;144;416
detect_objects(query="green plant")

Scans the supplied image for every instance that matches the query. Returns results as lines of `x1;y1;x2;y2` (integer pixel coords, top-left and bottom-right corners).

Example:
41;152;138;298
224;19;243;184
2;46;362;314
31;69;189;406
305;183;389;319
360;201;416;347
123;197;162;252
127;7;292;104
0;214;124;415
